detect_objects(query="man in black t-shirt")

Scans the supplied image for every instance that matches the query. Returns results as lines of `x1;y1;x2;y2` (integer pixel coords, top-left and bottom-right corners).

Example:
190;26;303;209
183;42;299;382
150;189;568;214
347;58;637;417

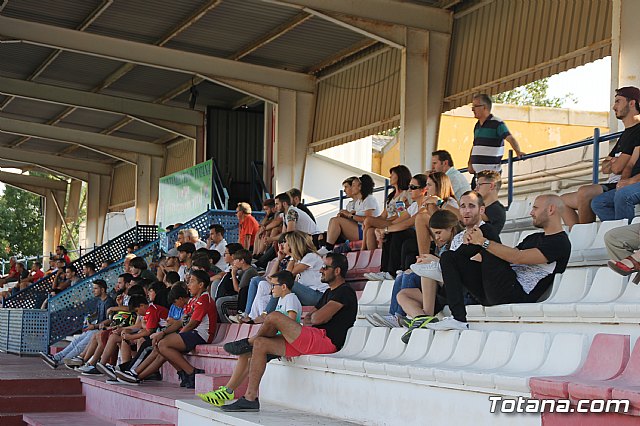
429;194;570;331
591;87;640;222
476;170;506;233
563;87;640;226
220;253;356;412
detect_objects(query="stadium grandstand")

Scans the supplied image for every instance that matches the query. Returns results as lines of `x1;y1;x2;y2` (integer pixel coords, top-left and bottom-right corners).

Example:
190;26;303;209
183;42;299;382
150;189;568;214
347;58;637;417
0;1;639;425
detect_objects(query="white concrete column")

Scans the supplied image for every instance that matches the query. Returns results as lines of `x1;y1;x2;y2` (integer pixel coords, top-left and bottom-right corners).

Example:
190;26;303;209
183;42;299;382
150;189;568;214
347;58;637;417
610;0;640;131
273;89;314;193
86;174;101;247
399;29;449;174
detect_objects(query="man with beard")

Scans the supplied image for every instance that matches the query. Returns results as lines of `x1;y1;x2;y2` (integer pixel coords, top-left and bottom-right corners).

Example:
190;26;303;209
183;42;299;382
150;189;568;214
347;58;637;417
428;193;570;331
562;86;640;227
217;252;357;412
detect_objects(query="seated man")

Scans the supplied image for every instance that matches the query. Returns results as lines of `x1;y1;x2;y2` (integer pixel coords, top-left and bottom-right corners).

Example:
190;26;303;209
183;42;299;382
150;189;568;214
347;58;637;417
429;194;570;331
83;261;97;278
0;256;18;286
236;202;260;250
18;261;45;290
39;279;116;368
475;170;506;233
218;252;357;412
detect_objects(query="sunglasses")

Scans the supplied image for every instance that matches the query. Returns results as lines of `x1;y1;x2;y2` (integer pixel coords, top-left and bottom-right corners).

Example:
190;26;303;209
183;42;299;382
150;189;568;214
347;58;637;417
320;264;335;271
409;184;425;190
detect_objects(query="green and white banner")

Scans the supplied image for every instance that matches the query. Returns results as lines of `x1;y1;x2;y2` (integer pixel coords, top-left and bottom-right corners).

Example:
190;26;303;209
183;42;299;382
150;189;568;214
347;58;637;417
156;160;213;227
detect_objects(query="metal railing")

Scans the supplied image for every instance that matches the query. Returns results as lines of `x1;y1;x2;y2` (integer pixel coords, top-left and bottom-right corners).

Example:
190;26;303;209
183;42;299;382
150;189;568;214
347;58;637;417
2;223;157;309
304;128;621;211
250;160;271;211
211;158;229;210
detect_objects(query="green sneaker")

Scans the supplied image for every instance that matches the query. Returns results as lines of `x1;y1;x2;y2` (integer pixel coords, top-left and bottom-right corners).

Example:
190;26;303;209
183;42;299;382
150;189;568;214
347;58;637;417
198;386;235;407
401;316;438;344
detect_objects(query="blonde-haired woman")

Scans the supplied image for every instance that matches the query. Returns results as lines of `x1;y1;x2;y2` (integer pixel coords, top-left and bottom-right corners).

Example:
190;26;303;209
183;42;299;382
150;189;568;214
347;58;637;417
414;172;460;255
262;230;328;313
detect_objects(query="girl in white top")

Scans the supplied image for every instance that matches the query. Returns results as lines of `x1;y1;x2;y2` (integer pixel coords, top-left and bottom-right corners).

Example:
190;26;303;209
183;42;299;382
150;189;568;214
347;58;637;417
322;174;380;251
415;171;461;256
362;165;413;250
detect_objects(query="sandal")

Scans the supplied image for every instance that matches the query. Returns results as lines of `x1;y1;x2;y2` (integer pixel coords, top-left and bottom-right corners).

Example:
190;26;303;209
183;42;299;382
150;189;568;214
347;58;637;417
608;255;640;284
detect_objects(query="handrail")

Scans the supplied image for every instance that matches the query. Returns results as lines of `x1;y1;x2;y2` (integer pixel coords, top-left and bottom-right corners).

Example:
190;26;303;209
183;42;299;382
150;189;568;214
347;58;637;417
305;179;390;208
302;128;623;211
211;158;229;210
250;160;271;211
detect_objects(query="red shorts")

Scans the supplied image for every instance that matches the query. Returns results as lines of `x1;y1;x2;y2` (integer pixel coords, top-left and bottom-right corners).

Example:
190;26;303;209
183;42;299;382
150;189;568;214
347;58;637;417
284;326;337;357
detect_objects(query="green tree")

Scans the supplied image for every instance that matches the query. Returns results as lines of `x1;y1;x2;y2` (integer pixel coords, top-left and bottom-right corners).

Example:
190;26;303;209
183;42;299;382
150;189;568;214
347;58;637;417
494;77;577;107
60;183;86;256
0;185;44;261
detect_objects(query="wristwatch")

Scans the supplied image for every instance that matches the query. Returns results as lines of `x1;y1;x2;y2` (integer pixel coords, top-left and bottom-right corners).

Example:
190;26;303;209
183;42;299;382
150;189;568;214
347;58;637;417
482;239;491;249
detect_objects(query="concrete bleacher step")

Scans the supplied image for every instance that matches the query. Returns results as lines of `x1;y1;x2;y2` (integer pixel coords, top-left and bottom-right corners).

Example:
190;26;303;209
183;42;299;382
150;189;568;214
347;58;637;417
80;377;193;425
23;412;115;426
175;399;361;426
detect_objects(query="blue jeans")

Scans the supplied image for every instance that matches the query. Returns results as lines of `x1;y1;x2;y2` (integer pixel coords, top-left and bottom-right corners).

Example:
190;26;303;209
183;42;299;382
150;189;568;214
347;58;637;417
53;329;97;361
591;182;640;222
245;275;264;313
265;282;324;313
389;272;421;316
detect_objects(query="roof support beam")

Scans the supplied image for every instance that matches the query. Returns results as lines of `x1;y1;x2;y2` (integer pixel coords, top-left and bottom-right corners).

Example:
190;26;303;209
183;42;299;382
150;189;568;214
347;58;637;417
0;171;67;191
0;117;165;157
0;147;111;175
0;76;202;126
0;16;316;93
261;0;452;34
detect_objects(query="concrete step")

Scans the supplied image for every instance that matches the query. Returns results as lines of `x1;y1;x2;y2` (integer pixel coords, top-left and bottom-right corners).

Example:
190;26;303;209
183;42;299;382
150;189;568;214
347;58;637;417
0;395;85;413
176;399;362;426
23;412;114;426
0;413;26;426
0;378;82;396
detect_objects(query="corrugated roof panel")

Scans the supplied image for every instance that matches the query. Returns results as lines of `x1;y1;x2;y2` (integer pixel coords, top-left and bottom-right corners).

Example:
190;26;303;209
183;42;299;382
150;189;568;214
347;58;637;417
58;109;125;131
19;139;73;154
1;0;103;29
110;164;136;209
0;43;57;80
243;17;369;72
86;0;207;44
111;120;170;141
445;0;612;110
34;51;127;91
166;139;195;175
0;133;17;146
104;66;194;100
55;121;106;134
67;146;118;162
1;98;70;123
165;0;302;57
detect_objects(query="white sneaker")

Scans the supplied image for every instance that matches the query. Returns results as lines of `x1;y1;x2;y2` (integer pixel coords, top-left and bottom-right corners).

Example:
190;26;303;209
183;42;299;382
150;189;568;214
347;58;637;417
317;246;330;256
365;314;386;327
76;363;94;373
426;316;469;331
410;262;443;281
379;314;400;328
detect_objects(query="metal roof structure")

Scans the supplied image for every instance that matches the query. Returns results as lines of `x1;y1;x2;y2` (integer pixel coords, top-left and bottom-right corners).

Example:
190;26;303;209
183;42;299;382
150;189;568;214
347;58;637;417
0;0;474;175
0;0;613;176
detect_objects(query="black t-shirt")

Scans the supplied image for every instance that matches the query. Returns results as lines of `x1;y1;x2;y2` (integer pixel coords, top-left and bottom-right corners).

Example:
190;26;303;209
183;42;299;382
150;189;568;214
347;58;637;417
485;201;506;234
296;202;316;223
216;272;237;298
314;284;357;350
619;123;640;176
514;231;571;298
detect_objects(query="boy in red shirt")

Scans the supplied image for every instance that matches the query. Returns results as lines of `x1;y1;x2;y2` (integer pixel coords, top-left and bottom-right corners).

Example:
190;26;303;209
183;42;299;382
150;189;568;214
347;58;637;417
115;270;217;388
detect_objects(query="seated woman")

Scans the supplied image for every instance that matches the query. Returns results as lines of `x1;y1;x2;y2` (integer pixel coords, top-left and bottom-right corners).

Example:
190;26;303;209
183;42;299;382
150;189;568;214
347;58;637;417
364;173;429;281
414;171;460;256
362;165;412;251
321;174;380;252
394;210;463;340
262;231;327;312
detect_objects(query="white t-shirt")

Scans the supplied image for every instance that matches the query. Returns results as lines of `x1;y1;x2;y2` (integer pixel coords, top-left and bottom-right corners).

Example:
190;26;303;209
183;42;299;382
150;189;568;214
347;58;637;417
210;239;227;271
193;240;208;250
450;221;485;251
407;202;420;217
296;252;329;292
352;195;381;217
285;206;319;235
276;292;303;322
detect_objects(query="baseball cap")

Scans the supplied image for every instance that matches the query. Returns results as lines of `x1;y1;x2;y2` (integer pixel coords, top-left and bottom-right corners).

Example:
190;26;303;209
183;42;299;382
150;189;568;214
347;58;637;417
616;86;640;104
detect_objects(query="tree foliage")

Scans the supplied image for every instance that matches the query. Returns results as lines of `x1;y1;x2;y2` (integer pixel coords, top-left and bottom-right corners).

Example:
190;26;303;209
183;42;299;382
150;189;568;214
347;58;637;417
493;78;577;108
0;185;43;261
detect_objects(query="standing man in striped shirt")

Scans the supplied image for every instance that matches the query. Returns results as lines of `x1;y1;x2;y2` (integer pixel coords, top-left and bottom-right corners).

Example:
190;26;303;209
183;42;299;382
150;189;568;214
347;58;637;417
467;94;525;187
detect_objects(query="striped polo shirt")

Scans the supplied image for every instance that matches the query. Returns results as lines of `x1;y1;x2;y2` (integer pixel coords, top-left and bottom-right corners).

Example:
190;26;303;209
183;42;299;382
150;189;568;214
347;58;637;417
470;114;511;173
